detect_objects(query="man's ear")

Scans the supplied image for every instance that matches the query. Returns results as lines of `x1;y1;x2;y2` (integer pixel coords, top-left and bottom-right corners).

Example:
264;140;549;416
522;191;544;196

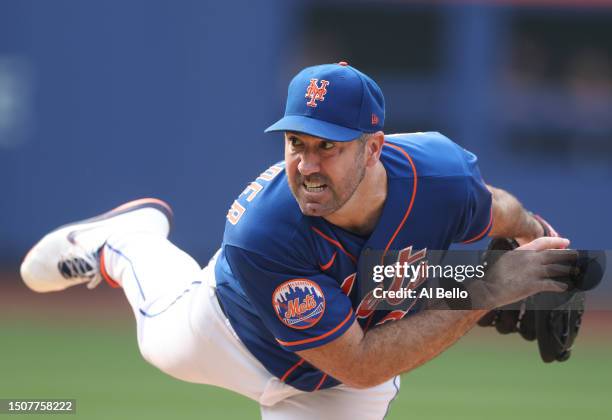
365;131;385;167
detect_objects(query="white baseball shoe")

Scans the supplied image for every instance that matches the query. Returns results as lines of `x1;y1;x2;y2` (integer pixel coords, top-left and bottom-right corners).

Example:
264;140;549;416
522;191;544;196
20;198;173;293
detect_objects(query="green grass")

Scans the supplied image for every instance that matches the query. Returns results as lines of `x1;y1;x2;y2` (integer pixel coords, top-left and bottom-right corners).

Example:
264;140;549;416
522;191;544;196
389;337;612;420
0;320;610;419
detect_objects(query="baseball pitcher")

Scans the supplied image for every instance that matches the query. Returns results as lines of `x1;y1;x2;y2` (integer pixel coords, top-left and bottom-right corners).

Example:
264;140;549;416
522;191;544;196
21;62;581;419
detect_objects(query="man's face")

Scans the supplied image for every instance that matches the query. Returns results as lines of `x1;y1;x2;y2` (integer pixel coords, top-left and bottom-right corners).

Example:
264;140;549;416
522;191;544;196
284;132;367;217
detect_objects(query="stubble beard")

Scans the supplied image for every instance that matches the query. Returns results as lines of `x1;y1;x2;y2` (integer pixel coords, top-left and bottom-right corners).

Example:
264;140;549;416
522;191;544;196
289;148;367;217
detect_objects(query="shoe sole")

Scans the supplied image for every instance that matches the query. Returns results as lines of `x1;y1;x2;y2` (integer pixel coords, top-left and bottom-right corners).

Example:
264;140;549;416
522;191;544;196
23;198;174;263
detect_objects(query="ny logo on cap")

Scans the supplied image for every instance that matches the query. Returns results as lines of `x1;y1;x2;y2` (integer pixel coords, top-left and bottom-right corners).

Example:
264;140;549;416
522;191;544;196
305;79;329;108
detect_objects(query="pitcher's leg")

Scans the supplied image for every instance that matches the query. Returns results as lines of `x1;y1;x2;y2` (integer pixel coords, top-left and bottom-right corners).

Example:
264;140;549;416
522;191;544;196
19;198;298;404
101;232;285;402
101;231;212;382
101;232;201;320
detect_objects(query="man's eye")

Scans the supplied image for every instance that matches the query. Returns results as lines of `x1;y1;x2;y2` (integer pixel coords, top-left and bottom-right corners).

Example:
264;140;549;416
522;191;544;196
290;137;303;147
321;141;335;150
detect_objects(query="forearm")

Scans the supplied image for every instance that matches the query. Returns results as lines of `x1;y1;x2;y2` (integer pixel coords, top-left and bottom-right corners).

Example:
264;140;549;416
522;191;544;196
300;309;486;389
487;185;542;241
357;309;486;386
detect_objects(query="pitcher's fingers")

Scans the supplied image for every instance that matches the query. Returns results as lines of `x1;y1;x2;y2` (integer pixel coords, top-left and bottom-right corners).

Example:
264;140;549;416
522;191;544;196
537;279;568;293
540;249;579;265
542;263;579;278
518;237;570;251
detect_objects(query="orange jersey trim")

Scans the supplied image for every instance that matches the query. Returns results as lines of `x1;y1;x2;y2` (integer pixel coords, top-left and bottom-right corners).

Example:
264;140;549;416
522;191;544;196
462;207;494;244
276;309;354;347
280;358;305;382
311;227;357;264
361;141;418;333
314;373;328;391
381;142;418;260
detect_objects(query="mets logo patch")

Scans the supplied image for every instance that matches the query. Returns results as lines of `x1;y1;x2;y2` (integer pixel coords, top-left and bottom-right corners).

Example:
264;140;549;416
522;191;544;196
273;279;326;330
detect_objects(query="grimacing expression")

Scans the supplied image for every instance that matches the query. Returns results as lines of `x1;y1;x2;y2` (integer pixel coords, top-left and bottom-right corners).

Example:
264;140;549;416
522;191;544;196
284;132;367;217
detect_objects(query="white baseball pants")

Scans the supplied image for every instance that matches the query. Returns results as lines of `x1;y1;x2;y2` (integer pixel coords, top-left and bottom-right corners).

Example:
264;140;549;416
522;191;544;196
101;232;400;419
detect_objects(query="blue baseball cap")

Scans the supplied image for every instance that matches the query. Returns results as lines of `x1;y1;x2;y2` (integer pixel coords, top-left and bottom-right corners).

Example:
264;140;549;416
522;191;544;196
264;62;385;141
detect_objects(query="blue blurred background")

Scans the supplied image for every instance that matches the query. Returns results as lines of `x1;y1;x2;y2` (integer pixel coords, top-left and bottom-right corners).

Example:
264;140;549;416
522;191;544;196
1;2;611;419
1;0;611;266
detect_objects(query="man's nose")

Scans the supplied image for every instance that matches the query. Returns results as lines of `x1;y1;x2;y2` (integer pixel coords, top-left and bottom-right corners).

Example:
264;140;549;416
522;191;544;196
297;151;320;176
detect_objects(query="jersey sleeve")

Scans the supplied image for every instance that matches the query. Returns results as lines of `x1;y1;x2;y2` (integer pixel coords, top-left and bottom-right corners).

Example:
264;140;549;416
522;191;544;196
224;244;356;352
453;147;493;243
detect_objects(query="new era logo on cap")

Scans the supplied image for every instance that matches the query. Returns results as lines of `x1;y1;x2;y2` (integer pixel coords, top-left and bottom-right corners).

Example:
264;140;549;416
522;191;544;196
265;61;385;142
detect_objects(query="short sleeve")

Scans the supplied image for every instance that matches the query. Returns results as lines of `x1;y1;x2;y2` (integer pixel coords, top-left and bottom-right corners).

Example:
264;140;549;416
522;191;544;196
453;148;493;243
224;245;356;352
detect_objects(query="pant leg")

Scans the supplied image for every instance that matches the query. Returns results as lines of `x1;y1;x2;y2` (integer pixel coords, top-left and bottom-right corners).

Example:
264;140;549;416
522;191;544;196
261;376;401;420
102;232;202;321
100;232;297;404
101;231;207;382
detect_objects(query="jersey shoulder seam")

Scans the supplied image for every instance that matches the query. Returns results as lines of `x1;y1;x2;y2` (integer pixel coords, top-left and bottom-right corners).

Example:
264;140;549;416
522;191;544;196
224;222;314;271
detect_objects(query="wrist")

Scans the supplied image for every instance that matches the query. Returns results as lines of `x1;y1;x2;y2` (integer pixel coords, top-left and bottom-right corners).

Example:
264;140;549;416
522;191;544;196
465;279;496;310
530;213;546;237
515;212;544;245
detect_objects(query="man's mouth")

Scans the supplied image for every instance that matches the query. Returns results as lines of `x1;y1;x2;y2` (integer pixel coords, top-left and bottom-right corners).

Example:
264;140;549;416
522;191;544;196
303;180;327;193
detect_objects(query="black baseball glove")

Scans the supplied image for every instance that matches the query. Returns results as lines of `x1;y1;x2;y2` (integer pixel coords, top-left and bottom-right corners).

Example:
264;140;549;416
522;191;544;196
478;237;605;363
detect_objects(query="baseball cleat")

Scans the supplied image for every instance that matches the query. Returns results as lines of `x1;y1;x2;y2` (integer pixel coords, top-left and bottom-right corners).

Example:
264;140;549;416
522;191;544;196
20;198;173;293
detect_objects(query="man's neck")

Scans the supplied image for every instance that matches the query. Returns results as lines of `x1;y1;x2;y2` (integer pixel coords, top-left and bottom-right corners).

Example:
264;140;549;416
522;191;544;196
323;161;387;237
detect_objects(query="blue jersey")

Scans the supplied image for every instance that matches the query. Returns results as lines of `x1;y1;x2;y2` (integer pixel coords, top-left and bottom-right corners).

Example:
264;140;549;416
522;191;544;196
215;132;492;392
